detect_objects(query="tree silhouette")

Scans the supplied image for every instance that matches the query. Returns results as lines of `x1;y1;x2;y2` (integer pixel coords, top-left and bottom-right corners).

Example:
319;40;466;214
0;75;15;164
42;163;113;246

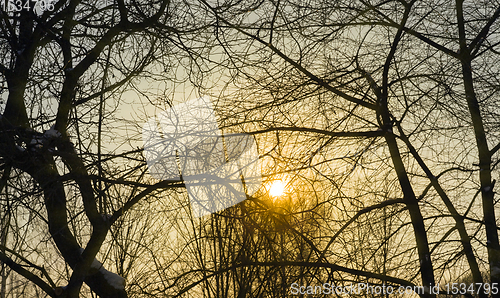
0;1;209;297
171;0;500;297
2;0;500;298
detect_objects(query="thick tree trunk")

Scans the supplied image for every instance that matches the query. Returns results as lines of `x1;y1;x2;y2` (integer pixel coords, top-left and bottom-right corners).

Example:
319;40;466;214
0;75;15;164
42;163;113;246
377;2;435;294
461;57;500;285
455;0;500;284
31;160;127;298
397;126;487;298
383;130;435;297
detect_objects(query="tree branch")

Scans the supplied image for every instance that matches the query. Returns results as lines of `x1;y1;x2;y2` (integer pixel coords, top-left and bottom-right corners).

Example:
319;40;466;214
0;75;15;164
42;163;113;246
0;250;56;297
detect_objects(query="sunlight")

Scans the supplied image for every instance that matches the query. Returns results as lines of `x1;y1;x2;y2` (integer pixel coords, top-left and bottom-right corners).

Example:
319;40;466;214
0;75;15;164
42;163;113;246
268;180;286;197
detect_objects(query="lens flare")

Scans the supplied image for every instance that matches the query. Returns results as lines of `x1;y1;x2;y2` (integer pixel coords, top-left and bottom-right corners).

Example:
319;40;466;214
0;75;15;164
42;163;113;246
268;180;285;197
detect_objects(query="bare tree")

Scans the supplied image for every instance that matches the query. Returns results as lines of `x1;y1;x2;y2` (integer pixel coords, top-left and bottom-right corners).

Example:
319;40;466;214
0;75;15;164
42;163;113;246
163;0;500;297
0;1;213;297
3;0;500;298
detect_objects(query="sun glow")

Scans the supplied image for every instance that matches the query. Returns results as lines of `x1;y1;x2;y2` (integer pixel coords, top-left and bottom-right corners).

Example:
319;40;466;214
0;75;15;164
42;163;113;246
268;180;286;197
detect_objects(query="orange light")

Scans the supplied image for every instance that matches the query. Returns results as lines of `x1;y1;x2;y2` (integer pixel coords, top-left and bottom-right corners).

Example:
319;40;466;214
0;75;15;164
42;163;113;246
268;180;285;197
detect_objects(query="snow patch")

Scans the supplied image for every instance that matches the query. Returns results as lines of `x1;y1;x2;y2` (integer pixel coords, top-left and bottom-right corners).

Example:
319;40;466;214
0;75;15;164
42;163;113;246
484;186;491;192
91;258;103;269
100;268;126;290
82;250;126;290
44;126;61;139
15;145;25;152
30;137;43;150
91;258;126;290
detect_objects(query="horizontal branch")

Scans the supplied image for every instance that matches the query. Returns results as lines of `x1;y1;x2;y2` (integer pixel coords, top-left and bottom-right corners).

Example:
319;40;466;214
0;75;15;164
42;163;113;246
247;127;384;138
0;244;56;288
173;260;417;298
320;198;405;260
199;0;377;111
110;179;185;224
0;250;55;297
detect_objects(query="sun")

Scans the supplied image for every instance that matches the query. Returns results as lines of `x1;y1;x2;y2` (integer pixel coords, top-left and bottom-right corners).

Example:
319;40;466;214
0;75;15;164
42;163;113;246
268;180;286;197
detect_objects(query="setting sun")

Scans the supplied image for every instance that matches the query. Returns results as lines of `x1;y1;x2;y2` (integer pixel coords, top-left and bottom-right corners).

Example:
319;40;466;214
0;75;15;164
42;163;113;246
268;180;286;197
